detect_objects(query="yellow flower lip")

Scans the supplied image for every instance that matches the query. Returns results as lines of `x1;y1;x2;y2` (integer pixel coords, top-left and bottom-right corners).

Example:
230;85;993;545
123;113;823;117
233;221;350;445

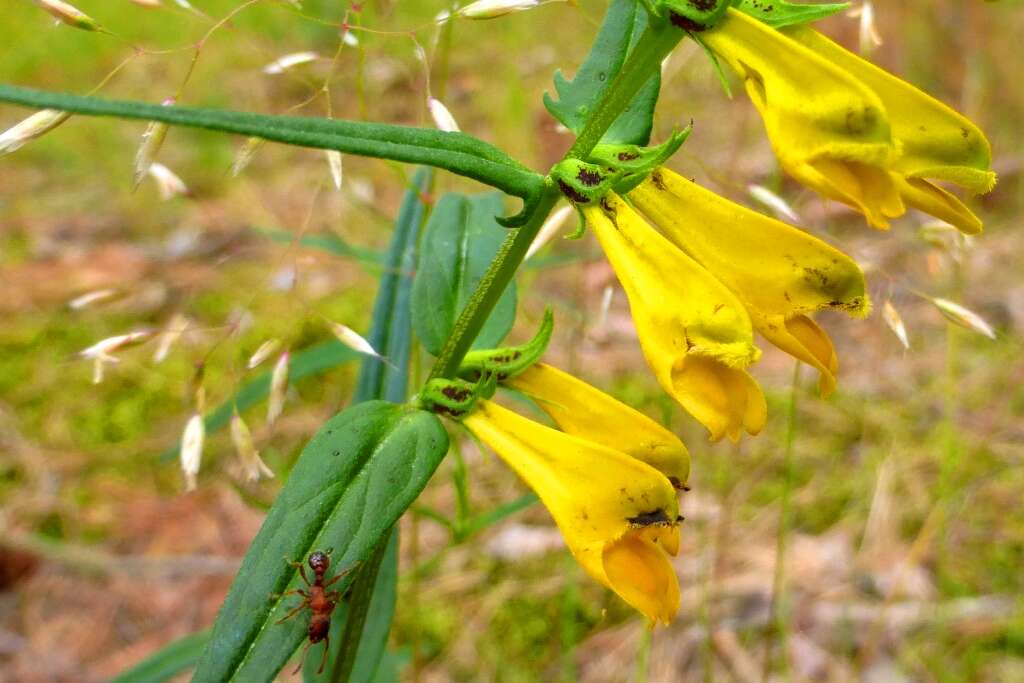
703;8;995;233
630;167;869;396
464;399;681;623
584;193;766;442
702;8;903;229
507;362;690;487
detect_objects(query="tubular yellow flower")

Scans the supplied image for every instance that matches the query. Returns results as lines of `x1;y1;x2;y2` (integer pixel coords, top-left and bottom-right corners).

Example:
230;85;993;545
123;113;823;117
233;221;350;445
702;8;903;229
464;400;681;623
507;362;690;487
584;193;766;442
782;25;995;234
630;168;870;396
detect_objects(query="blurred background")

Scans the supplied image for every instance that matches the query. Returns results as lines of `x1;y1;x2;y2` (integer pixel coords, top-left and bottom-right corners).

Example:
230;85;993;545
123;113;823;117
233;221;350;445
1;0;1022;681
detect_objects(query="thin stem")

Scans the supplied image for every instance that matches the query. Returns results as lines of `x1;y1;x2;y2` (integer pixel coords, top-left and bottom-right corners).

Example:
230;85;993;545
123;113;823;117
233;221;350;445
763;362;801;681
566;20;683;159
427;185;561;380
426;20;684;380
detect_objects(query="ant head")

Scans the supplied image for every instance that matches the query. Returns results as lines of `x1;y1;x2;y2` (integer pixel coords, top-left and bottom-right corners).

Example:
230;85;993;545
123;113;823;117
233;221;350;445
308;551;330;573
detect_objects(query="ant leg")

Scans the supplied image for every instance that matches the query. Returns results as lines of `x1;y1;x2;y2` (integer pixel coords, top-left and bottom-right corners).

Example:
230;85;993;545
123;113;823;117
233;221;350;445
317;635;330;674
291;640;312;675
275;600;310;624
323;562;359;588
324;590;342;602
285;558;312;587
268;588;308;601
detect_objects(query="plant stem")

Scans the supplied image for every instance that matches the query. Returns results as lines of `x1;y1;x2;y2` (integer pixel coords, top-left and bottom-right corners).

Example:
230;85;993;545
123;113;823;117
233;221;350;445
763;362;801;680
426;21;684;380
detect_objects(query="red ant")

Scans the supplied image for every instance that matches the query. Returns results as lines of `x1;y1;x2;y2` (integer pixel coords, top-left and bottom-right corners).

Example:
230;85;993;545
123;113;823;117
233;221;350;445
275;550;356;674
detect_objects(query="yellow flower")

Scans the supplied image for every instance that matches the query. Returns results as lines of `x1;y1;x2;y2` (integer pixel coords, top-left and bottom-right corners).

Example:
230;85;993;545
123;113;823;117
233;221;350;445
584;193;766;442
630;167;870;396
781;25;995;234
464;399;681;623
507;362;690;487
702;8;903;229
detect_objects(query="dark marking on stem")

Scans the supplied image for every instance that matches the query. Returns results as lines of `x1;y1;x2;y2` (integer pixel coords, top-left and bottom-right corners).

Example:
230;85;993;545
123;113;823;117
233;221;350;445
577;168;603;187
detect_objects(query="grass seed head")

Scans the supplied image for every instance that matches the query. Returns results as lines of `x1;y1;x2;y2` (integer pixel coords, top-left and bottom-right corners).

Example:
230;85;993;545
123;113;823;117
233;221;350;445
0;109;71;155
34;0;100;31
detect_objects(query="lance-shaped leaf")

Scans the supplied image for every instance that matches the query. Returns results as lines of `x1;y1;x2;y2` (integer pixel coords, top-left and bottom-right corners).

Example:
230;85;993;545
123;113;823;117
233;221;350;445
543;0;661;145
411;192;517;356
0;85;544;210
191;401;449;682
109;629;210;683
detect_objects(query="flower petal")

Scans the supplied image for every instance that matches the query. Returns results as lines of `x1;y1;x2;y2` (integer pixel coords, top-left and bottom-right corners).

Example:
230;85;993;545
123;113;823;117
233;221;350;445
507;362;690;487
603;533;680;625
464;400;681;621
703;8;903;228
783;25;996;197
584;194;764;441
631;168;867;395
894;176;983;236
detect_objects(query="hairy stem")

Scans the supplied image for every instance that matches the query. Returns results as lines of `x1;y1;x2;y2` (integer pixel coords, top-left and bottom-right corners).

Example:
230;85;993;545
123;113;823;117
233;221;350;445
426;20;684;380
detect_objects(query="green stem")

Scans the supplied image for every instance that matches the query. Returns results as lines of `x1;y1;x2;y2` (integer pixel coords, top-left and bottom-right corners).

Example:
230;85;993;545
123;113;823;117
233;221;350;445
764;362;801;681
426;21;684;380
0;84;543;203
427;184;560;380
566;20;684;159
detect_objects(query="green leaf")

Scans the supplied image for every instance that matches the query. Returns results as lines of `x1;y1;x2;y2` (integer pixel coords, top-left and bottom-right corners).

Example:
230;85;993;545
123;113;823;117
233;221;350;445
411;192;517;356
157;340;360;462
109;629;210;683
301;530;398;683
732;0;848;28
356;168;432;404
461;493;539;538
543;0;661;145
257;228;384;267
192;401;449;682
0;85;544;206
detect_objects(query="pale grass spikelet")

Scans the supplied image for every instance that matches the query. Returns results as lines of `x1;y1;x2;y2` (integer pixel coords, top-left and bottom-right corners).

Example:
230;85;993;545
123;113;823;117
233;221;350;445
80;329;151;383
848;2;883;55
247;338;282;369
180;413;204;492
328;321;384;359
342;30;359;47
747;184;801;223
230;409;274;482
130;0;162;7
67;288;118;310
232;137;265;176
427;97;460;133
931;298;996;340
525;205;575;261
0;109;71;155
326;150;343;190
267;351;290;426
133;98;175;190
262;51;319;75
153;312;189;363
882;300;910;350
147;163;188;199
457;0;541;19
33;0;100;31
597;284;614;329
